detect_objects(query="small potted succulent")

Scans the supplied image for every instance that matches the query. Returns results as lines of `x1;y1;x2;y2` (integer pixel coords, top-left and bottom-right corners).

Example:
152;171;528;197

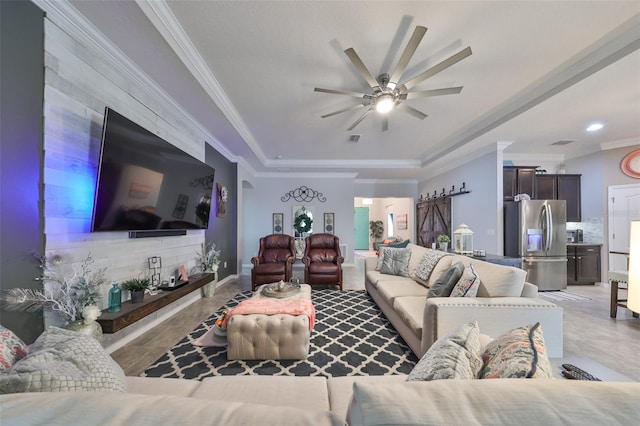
121;277;150;303
437;234;451;252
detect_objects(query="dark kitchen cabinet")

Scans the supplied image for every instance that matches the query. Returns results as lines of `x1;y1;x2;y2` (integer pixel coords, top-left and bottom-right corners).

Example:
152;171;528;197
567;245;601;285
503;166;537;201
534;174;581;222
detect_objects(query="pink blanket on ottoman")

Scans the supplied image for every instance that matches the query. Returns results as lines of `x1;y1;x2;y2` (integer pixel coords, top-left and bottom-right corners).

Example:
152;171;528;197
223;299;316;331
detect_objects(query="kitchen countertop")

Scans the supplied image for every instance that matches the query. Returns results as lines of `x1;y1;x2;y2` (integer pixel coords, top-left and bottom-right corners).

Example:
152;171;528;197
567;243;603;246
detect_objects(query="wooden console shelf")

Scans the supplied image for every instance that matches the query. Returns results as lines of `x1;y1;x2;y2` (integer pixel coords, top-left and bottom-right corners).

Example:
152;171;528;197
98;273;215;333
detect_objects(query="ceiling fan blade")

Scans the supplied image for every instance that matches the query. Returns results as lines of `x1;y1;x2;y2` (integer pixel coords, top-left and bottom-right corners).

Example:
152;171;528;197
387;26;427;89
403;86;463;99
397;103;428;120
321;103;368;119
347;108;372;131
382;116;389;132
344;48;381;91
314;87;371;99
401;46;472;91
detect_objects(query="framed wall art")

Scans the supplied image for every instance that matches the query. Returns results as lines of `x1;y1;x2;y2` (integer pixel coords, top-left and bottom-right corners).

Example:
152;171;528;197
272;213;284;234
323;212;335;235
397;213;408;230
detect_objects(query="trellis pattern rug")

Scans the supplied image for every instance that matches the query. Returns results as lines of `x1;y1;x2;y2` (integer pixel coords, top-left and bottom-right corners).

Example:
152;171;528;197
142;290;417;380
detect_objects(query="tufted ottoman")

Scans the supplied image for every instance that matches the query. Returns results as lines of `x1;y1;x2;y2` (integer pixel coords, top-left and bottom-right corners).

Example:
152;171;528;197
226;284;313;360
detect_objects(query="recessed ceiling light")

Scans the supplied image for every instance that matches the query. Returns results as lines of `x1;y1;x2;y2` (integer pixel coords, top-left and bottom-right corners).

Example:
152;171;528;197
586;123;604;132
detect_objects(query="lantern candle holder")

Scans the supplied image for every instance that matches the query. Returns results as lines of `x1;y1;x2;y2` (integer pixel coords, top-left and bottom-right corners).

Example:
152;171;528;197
454;224;474;254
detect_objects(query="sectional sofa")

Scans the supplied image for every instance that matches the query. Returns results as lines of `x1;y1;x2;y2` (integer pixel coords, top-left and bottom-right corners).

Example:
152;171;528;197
2;250;637;425
2;374;638;425
365;243;564;357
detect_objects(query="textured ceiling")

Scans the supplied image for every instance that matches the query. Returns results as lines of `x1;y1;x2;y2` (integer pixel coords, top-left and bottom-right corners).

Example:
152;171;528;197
69;0;640;180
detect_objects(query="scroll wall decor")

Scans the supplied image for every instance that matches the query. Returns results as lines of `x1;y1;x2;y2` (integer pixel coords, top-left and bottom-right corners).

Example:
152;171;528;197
281;185;326;203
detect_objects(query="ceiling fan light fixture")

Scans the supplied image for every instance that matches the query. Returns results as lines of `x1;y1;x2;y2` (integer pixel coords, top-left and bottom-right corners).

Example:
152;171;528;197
375;93;395;114
586;123;604;132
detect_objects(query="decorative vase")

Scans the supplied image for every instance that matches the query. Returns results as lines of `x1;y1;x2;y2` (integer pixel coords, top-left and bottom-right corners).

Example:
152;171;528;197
108;283;122;312
439;242;449;252
130;290;145;303
65;305;104;342
201;281;216;298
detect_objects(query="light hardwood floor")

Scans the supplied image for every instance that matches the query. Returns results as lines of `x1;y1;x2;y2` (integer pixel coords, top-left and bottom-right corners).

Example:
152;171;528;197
111;258;640;381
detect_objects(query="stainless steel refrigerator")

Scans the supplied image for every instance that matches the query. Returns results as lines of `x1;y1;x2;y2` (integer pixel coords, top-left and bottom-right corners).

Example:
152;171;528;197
504;200;567;291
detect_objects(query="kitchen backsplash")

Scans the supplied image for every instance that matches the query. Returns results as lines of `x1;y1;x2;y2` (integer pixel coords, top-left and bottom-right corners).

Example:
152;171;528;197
567;218;603;244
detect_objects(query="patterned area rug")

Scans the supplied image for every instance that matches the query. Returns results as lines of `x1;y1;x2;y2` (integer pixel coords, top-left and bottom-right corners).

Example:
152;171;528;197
142;290;418;379
539;291;592;302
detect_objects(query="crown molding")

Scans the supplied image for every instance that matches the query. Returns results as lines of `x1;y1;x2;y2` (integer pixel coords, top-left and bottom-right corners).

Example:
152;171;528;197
134;0;267;165
32;0;234;162
264;158;421;169
600;138;640;151
504;153;565;163
419;13;640;168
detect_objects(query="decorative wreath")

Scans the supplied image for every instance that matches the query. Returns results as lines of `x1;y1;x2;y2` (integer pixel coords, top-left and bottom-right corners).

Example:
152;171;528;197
294;213;313;234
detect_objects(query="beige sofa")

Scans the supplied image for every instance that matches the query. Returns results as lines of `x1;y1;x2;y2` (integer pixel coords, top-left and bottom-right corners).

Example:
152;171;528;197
365;243;564;358
2;374;638;425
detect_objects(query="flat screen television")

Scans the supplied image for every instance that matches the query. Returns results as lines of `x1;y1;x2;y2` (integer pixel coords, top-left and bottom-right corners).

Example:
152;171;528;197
91;107;215;236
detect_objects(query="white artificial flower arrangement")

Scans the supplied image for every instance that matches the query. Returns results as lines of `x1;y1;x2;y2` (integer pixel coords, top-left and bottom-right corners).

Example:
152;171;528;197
198;242;221;271
1;252;106;323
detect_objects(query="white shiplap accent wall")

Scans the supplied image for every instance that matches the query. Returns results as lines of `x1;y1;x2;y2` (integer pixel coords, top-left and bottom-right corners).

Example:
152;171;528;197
42;17;208;324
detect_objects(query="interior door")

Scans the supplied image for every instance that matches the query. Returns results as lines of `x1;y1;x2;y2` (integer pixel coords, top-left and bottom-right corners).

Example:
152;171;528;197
354;207;370;250
608;184;640;271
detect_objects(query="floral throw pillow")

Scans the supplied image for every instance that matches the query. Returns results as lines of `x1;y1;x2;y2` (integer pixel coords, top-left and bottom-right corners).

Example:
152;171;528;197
415;250;451;282
0;325;28;372
479;322;553;379
407;321;482;381
450;264;480;297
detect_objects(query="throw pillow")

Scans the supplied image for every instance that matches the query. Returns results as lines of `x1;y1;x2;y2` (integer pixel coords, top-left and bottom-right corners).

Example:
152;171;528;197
479;322;553;379
414;250;451;282
407;321;482;381
426;262;465;298
386;239;410;248
0;327;128;394
0;325;28;372
380;247;411;277
450;264;480;297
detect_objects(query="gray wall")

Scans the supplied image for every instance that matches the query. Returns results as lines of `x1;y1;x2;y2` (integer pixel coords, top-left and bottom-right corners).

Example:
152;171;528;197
205;144;238;279
0;1;45;343
418;150;502;254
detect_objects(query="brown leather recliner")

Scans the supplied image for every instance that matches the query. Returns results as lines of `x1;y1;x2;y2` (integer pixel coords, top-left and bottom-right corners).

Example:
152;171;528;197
251;234;296;291
302;233;344;290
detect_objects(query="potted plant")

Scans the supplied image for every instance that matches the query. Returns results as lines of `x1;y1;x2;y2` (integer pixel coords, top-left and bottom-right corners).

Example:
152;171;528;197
369;220;384;250
121;277;150;303
437;234;451;252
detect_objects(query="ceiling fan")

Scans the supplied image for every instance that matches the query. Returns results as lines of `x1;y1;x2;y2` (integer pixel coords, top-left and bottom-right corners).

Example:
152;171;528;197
314;26;472;131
